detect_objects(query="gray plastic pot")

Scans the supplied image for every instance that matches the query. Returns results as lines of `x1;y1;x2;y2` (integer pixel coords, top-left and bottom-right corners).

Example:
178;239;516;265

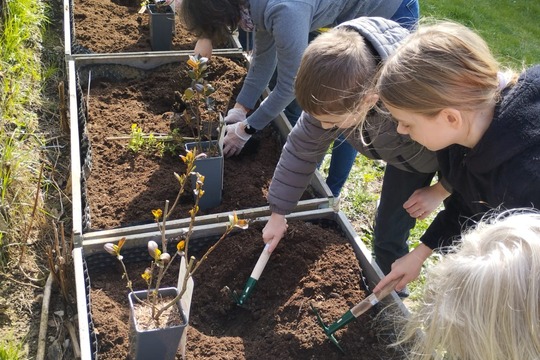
185;140;224;210
128;287;187;360
147;4;174;51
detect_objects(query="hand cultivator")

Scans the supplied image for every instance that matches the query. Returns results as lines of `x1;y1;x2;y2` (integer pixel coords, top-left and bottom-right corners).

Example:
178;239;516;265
225;243;272;306
310;277;402;353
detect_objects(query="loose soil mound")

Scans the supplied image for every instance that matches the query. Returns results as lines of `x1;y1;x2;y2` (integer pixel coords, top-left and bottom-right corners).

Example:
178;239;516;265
89;220;405;359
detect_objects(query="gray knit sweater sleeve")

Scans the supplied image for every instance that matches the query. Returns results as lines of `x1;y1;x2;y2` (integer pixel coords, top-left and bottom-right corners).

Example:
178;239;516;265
236;1;313;129
268;112;338;214
237;1;403;130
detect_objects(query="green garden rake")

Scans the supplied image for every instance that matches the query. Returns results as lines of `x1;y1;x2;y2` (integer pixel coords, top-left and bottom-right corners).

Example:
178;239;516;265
310;277;402;353
225;243;272;306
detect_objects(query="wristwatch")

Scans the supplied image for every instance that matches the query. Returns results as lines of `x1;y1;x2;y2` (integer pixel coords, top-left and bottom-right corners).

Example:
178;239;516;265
243;123;258;135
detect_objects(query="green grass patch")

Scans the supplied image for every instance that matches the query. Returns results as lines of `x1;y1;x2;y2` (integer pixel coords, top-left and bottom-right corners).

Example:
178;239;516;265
0;335;24;360
421;0;540;66
0;0;49;263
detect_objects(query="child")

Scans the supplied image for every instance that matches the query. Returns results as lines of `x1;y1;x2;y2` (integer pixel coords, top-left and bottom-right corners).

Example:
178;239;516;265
372;21;540;295
400;210;540;359
180;0;419;157
262;17;451;290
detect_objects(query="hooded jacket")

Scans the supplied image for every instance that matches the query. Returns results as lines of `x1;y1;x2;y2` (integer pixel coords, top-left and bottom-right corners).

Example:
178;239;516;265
421;65;540;250
268;17;439;215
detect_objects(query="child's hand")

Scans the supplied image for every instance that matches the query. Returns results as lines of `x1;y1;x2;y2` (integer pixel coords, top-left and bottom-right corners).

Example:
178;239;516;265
223;122;251;157
194;38;213;59
403;181;450;220
262;213;288;253
373;244;432;293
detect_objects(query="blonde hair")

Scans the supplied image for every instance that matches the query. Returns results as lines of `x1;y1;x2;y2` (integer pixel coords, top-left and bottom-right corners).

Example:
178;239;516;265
295;27;378;117
401;210;540;360
376;21;518;116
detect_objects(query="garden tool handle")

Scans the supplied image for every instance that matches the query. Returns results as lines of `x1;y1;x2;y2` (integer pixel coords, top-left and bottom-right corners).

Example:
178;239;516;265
250;243;271;280
350;277;403;318
235;244;272;305
374;277;402;300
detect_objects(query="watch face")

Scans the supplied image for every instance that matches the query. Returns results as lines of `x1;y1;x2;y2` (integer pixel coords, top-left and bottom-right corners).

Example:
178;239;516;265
244;124;257;134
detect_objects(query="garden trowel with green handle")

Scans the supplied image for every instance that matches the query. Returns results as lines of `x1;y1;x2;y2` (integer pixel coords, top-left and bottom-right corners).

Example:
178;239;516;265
310;276;402;353
226;243;272;306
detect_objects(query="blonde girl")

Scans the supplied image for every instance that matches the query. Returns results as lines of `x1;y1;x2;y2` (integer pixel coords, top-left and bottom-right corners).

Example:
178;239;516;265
401;210;540;359
372;21;540;294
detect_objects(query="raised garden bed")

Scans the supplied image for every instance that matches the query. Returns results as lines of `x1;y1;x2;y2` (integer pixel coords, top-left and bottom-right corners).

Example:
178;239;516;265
65;0;242;54
67;55;332;237
73;209;408;359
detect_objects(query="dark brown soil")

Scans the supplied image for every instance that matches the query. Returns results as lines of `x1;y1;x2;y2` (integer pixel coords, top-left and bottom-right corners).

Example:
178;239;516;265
73;5;404;359
89;220;405;359
82;57;316;231
73;0;234;53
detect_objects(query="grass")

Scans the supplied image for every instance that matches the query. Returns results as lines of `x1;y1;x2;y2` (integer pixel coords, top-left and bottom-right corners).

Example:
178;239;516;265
0;0;71;356
0;0;49;266
0;336;24;360
422;0;540;67
336;2;540;303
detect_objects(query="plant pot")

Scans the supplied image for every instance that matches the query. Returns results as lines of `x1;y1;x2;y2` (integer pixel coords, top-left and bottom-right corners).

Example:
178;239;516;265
184;140;224;211
147;4;174;51
128;287;188;360
67;0;244;55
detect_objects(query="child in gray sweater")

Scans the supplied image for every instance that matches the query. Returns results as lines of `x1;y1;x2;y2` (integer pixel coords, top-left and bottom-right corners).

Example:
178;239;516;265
180;0;417;157
263;18;451;287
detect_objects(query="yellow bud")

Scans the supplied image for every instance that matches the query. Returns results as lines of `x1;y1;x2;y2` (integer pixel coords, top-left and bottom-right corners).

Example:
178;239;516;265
152;209;163;220
235;219;249;229
141;268;152;284
177;240;185;252
148;241;161;260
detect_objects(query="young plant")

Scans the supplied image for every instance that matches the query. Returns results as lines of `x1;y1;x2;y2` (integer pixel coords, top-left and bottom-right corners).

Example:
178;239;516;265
117;56;221;157
181;55;222;155
127;123;145;153
139;0;174;14
127;123;165;155
104;148;248;327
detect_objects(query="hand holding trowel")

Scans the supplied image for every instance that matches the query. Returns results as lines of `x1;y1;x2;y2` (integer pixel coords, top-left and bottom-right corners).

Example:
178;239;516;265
310;276;403;352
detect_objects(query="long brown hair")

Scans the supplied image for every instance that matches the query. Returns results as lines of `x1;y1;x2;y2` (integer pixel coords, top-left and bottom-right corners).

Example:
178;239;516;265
180;0;246;44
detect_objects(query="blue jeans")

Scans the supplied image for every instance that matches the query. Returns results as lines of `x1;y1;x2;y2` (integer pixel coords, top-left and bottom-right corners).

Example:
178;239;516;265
373;165;435;275
389;0;419;31
237;29;254;52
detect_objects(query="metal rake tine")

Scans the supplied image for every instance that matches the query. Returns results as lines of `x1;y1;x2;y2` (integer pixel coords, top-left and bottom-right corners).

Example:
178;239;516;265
310;303;346;353
224;285;241;305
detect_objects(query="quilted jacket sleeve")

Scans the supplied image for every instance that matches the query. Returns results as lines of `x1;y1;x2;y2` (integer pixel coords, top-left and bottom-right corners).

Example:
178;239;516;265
267;112;339;214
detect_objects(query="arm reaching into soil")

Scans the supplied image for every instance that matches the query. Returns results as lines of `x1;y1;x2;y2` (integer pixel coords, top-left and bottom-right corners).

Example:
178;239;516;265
194;38;213;58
